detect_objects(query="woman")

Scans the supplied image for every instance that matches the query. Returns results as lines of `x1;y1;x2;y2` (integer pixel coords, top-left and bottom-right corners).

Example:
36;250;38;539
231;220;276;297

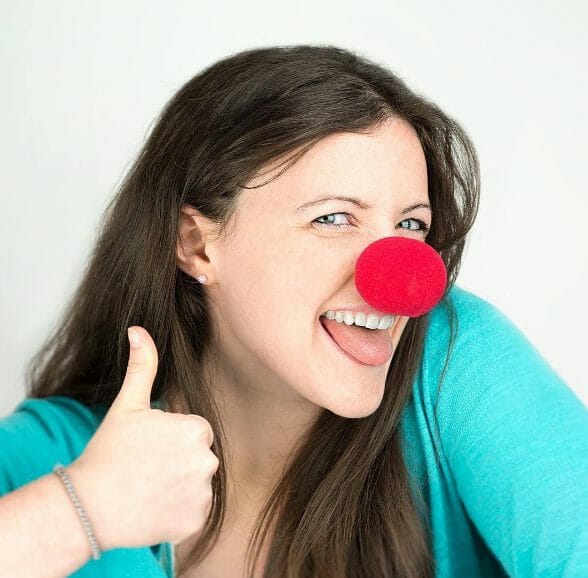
1;45;586;578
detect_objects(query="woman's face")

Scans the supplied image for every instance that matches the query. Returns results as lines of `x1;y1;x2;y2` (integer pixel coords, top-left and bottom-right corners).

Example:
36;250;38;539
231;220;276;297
179;117;431;419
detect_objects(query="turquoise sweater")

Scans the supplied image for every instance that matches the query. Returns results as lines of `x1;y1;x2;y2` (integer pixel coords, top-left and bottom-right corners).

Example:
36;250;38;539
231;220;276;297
1;285;587;577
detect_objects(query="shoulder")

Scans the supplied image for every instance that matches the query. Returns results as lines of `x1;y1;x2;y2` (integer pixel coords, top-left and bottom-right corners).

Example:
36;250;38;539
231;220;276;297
422;283;557;386
425;283;523;352
419;283;587;446
0;396;107;495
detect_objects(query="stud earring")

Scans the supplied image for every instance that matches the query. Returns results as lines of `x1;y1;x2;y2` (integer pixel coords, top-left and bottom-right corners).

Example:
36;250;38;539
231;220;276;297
196;274;207;284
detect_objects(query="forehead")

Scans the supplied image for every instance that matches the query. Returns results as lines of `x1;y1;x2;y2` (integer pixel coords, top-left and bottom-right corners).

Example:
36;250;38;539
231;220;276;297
240;117;428;212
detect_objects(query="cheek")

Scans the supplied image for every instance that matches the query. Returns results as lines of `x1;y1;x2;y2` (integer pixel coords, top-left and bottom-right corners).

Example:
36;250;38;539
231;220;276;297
214;241;317;336
253;242;338;312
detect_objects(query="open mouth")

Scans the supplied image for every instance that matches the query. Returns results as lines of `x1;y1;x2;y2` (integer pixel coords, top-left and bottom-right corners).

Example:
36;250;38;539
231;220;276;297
318;315;393;366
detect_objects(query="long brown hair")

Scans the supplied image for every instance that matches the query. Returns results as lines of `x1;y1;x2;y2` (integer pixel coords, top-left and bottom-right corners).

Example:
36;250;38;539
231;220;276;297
26;45;479;577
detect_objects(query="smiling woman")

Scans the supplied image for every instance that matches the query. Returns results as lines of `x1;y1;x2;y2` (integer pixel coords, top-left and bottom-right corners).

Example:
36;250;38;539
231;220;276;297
1;44;587;578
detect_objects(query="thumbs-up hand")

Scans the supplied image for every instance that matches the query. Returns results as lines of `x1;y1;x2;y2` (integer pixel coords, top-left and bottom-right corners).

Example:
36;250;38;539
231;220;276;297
67;326;219;552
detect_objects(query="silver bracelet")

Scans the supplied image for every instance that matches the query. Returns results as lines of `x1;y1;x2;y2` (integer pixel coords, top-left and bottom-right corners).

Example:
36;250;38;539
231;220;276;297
53;463;102;560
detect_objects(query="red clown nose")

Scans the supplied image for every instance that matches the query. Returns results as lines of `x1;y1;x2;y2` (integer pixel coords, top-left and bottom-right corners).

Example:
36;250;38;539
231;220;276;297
355;237;447;317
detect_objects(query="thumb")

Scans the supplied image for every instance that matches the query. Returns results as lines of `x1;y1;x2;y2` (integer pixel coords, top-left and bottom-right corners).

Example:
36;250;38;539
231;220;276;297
110;326;159;413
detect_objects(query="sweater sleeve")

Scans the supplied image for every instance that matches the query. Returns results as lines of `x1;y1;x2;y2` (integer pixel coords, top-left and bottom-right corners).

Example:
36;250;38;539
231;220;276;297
427;289;588;578
0;396;101;496
0;396;171;577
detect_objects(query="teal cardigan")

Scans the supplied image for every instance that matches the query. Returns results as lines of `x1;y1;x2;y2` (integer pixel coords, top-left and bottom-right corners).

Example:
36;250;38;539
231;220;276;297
1;285;587;577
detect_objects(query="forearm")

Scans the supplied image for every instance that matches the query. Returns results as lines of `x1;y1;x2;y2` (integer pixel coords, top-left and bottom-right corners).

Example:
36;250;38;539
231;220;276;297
0;468;95;578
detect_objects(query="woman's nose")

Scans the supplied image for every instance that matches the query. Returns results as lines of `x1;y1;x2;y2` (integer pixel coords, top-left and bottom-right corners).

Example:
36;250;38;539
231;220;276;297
354;236;447;317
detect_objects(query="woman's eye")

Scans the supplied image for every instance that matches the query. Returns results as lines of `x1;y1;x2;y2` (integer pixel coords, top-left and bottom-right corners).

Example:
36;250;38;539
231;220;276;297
312;212;354;229
398;218;430;234
312;213;430;235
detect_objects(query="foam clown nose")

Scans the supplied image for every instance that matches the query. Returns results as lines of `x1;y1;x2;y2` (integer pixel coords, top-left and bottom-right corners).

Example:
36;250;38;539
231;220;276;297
355;237;447;317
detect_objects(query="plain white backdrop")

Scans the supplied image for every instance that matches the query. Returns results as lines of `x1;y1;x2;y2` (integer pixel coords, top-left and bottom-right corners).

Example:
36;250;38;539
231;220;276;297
1;0;586;416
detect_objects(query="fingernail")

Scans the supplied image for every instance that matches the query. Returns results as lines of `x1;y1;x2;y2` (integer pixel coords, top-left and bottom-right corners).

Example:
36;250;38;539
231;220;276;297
128;327;141;349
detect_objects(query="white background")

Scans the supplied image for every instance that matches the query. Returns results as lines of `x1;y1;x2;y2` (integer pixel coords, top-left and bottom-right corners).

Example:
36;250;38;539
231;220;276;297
1;0;586;415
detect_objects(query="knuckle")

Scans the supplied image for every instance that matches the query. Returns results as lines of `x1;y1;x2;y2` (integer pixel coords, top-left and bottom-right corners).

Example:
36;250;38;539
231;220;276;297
126;359;144;375
185;414;206;427
187;416;213;442
204;455;219;474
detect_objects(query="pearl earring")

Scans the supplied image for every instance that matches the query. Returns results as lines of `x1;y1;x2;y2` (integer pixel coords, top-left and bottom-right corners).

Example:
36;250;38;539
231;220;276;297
196;274;207;284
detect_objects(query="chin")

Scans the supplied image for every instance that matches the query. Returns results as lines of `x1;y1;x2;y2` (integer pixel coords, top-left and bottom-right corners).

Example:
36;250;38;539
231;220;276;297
333;406;381;419
322;393;384;419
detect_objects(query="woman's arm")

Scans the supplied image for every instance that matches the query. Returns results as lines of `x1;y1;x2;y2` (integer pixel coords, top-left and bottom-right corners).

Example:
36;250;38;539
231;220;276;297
432;293;588;577
0;464;94;578
0;397;108;577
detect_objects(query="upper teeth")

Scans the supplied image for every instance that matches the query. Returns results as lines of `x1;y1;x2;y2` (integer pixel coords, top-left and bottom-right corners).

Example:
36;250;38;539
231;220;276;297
322;310;395;330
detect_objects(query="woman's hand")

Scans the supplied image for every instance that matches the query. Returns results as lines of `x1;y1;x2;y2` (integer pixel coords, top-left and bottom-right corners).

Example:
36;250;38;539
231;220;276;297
67;326;219;550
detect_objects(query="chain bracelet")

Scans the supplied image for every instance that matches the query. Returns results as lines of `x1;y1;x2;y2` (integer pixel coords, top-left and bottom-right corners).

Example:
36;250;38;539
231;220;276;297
53;463;102;560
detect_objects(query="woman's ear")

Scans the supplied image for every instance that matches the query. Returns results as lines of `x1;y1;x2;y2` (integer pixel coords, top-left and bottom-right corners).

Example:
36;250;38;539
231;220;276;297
176;204;216;281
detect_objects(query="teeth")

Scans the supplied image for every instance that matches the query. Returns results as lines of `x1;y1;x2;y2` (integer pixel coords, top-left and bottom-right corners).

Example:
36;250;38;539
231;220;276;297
322;310;395;330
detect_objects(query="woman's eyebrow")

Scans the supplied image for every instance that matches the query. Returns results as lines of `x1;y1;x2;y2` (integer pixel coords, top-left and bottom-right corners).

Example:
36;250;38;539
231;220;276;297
294;195;431;214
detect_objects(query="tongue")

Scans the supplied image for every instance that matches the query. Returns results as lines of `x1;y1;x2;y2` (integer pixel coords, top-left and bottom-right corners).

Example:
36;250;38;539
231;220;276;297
320;317;393;366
